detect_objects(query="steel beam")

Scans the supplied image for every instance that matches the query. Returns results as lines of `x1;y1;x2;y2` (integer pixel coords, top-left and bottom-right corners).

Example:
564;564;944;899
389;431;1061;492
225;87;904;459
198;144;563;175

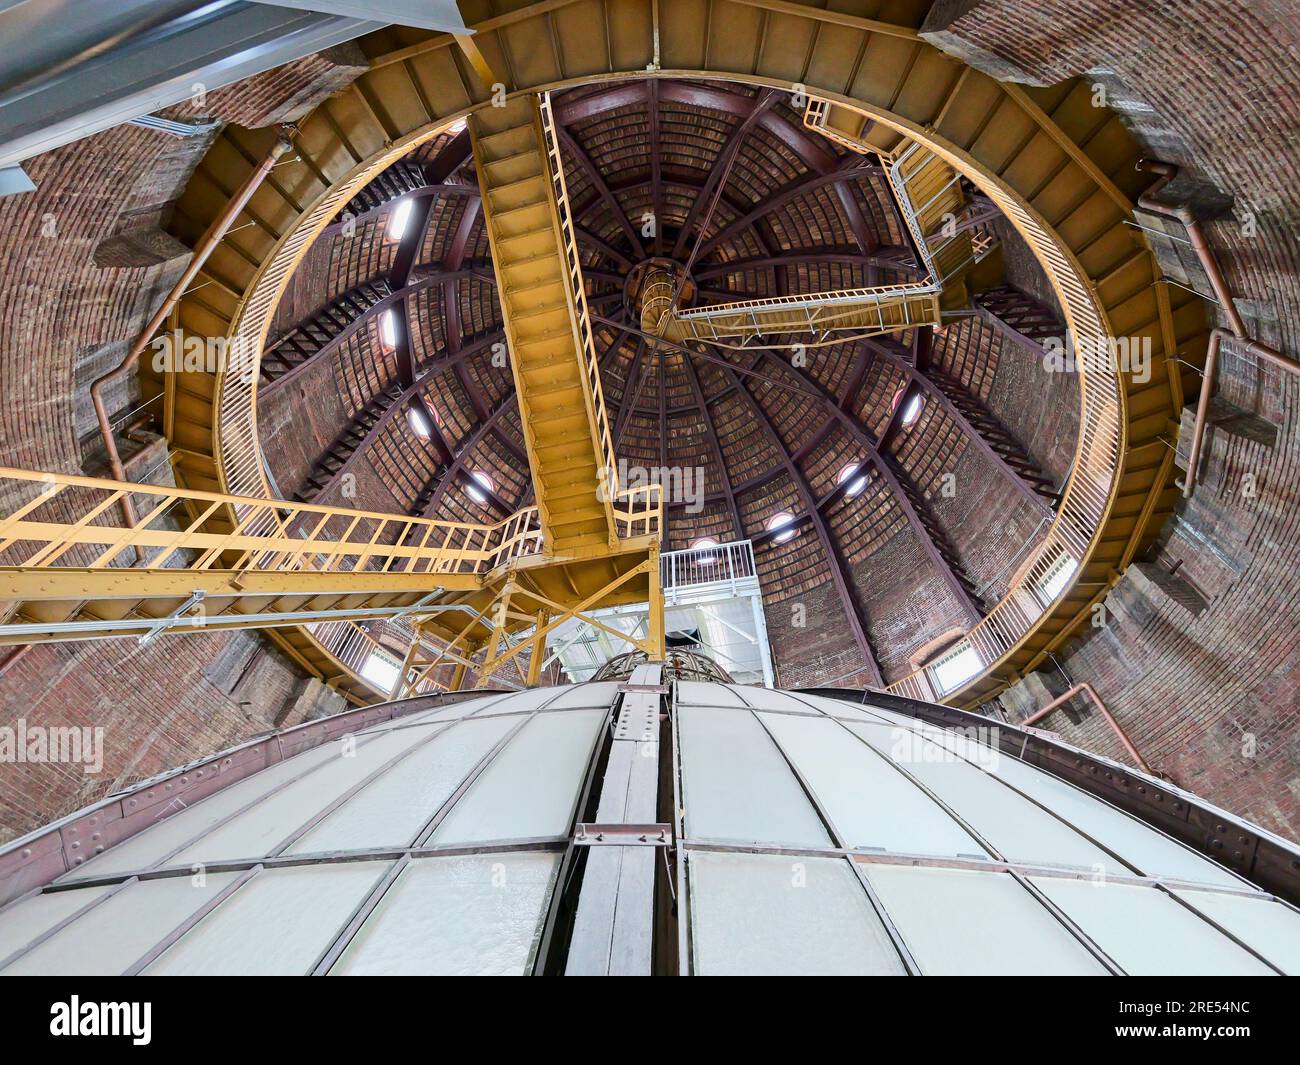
680;354;744;539
320;182;479;238
253;1;467;31
555;124;645;260
647;80;663;255
0;2;382;172
304;330;502;486
716;363;885;685
260;265;489;395
0;566;470;606
555;81;834;172
865;337;1056;511
389;187;444;444
693;157;884;261
613;339;649;447
0;599;473;645
754;350;984;622
673;90;778;262
416;396;518;517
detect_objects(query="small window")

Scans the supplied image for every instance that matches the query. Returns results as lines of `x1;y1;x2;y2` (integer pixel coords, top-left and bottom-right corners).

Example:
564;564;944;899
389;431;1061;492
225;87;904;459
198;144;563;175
407;407;433;440
379;309;398;351
466;471;494;505
360;652;401;694
900;393;924;428
690;537;720;564
836;462;868;498
1037;553;1079;603
386;198;414;242
767;511;796;544
932;644;982;695
446;118;467;135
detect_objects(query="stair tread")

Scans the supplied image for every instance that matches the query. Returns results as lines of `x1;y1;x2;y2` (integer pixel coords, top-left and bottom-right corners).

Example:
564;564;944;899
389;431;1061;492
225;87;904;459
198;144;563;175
525;384;584;404
508;298;570;323
515;325;579;348
491;199;550;222
530;406;588;427
487;173;549;197
495;224;558;250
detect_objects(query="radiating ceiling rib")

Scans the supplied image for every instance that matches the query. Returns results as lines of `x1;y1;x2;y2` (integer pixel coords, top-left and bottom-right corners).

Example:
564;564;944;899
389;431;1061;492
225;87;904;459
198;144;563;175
715;361;885;686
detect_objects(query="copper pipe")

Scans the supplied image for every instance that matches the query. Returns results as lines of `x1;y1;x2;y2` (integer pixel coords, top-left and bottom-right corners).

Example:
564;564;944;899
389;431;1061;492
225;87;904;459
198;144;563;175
91;126;295;539
1135;160;1297;496
1184;327;1297;498
1022;681;1152;773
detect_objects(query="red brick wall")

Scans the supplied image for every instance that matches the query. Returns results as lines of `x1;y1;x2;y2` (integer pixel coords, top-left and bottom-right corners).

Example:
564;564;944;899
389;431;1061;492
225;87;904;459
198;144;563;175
8;5;1299;844
926;0;1300;839
0;55;364;845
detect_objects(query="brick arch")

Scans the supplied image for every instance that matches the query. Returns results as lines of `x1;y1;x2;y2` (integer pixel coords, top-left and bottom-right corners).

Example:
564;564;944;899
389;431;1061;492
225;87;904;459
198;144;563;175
909;627;969;673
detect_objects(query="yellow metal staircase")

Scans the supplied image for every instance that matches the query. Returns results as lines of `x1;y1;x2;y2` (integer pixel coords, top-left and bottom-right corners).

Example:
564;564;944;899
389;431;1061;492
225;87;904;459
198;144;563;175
638;106;990;349
470;96;616;556
0;467;511;644
887;142;981;312
806;99;984;312
641;274;943;344
1;0;1205;711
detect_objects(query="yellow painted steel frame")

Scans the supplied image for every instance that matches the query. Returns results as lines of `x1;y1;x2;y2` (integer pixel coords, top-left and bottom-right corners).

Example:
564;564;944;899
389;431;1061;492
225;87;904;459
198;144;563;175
388;546;664;694
158;0;1201;706
472;551;666;686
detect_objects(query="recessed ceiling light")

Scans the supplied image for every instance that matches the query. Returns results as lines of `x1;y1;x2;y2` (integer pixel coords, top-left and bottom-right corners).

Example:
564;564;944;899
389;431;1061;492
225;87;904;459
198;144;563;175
837;462;868;498
766;511;796;544
386;198;413;241
901;394;924;428
407;407;432;439
379;309;398;351
466;470;493;504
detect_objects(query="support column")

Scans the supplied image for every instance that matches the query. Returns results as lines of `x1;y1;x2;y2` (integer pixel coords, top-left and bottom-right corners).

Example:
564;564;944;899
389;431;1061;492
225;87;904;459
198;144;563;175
474;581;515;688
646;549;666;661
389;630;423;701
448;662;467;692
526;608;548;686
750;593;776;689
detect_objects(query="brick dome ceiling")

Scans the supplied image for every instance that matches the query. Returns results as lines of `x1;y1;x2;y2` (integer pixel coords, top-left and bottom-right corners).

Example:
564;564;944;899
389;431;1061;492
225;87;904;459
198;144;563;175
260;76;1073;685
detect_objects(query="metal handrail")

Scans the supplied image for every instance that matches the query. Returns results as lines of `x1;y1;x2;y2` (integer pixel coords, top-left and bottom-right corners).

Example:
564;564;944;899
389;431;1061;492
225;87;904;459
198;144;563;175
308;619;444;698
660;539;757;594
883;172;1123;703
0;467;542;578
537;93;623;499
643;134;979;346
